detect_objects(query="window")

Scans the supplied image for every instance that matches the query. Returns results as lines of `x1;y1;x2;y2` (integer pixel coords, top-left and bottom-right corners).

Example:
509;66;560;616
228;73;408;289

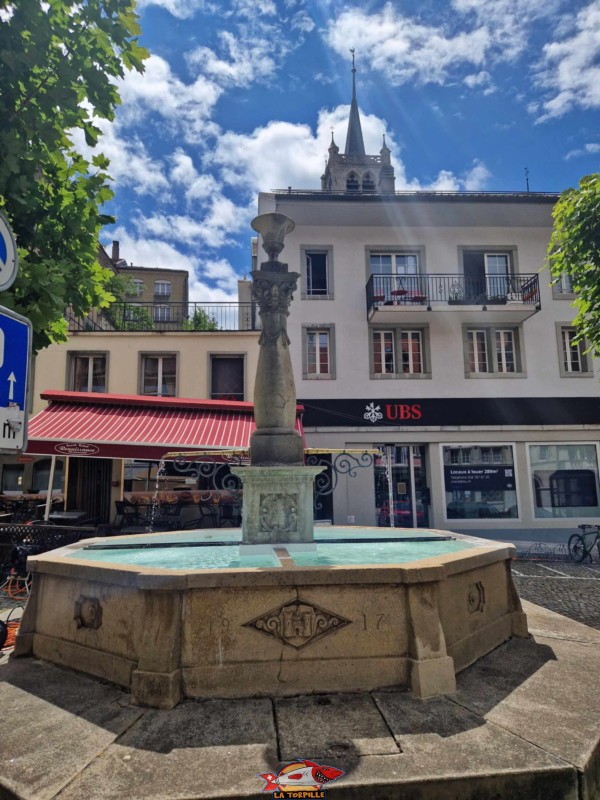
31;458;64;493
372;328;427;377
68;353;107;392
210;356;244;400
553;273;575;296
302;326;335;379
154;280;171;297
529;444;600;518
370;252;419;277
461;249;513;300
127;279;144;297
153;305;172;322
443;444;518;519
302;248;332;297
362;173;375;191
346;172;359;191
141;354;177;396
1;464;24;493
465;326;522;376
558;327;590;375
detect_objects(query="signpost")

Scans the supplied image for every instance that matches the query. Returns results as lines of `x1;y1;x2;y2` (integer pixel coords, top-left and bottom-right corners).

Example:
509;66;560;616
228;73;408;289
0;307;32;453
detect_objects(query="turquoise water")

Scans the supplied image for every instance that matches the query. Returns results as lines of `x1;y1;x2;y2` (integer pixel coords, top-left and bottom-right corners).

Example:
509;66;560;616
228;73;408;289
289;539;473;567
68;544;279;570
67;527;473;570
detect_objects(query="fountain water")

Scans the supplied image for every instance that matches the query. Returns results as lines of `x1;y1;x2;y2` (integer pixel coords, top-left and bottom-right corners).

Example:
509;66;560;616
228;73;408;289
14;213;528;709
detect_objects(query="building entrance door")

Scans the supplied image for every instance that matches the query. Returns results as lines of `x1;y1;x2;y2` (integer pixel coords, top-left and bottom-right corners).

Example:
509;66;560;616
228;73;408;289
375;445;430;528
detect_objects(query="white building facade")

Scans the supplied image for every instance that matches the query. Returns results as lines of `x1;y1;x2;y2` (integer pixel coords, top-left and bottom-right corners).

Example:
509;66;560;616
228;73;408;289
256;90;599;544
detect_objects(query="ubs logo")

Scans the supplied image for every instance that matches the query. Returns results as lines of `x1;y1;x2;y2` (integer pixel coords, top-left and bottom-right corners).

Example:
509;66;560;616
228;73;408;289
364;402;422;423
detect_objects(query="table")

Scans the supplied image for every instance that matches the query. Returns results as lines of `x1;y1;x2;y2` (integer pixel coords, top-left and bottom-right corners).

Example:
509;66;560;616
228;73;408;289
47;510;92;526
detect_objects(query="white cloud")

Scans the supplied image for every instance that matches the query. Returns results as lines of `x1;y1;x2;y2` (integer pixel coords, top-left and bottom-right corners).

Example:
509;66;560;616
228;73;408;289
464;70;492;88
136;0;206;18
462;159;493;190
186;31;280;88
169;150;220;203
565;142;600;159
118;55;222;142
71;120;170;197
326;5;491;86
535;0;600;120
107;227;199;272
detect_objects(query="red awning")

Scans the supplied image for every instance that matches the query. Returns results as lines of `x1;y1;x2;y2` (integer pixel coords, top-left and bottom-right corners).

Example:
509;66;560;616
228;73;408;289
26;391;304;460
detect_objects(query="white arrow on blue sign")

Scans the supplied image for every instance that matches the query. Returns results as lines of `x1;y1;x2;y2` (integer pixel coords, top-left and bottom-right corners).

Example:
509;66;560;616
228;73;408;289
0;210;18;293
0;306;32;453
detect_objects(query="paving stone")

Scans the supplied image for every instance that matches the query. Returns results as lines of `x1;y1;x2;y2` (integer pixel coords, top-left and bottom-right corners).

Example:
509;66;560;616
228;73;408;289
0;658;143;800
453;633;600;772
372;690;572;790
275;692;399;761
56;697;277;800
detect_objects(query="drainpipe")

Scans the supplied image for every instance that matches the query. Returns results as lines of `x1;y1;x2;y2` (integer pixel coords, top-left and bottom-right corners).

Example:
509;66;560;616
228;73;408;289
43;455;57;521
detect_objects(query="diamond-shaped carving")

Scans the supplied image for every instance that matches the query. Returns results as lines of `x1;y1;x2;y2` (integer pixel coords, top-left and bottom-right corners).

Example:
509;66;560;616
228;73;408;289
467;581;485;613
243;598;351;649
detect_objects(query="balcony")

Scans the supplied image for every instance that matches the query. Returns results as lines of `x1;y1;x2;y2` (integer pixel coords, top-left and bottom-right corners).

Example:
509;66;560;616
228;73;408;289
66;302;260;333
366;273;540;324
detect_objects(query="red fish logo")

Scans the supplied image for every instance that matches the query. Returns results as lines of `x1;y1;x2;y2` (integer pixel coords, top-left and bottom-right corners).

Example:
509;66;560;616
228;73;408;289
259;759;344;795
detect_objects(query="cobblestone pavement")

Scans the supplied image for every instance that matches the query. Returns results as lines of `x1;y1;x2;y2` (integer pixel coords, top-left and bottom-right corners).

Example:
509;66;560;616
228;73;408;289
513;559;600;630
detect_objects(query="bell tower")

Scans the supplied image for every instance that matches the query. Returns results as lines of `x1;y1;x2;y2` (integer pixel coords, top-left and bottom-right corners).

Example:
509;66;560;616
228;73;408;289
320;52;396;194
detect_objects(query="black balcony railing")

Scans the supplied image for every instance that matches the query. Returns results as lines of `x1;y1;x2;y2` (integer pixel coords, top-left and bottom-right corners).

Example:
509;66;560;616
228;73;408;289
66;302;260;333
366;273;541;314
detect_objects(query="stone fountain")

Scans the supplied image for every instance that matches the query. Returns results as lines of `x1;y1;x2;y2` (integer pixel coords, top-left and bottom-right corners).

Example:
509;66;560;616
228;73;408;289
14;213;528;709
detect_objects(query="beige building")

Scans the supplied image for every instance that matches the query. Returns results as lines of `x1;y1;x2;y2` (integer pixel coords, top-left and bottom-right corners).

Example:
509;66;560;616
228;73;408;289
1;244;260;522
254;71;600;545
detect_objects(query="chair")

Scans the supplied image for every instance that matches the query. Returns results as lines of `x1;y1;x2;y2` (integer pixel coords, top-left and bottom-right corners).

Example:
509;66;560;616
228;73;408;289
182;500;219;531
114;500;147;529
219;500;242;527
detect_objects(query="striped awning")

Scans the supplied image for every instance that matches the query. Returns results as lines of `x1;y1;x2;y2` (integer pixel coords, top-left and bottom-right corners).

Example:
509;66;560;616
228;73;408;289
26;391;304;460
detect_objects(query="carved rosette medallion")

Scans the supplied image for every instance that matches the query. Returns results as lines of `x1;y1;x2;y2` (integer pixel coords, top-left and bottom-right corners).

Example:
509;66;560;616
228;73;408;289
467;582;486;614
243;599;351;649
260;493;298;533
74;595;103;629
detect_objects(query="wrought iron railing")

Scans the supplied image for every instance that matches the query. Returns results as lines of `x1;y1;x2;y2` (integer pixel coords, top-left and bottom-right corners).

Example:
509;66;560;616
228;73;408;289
366;273;541;314
66;302;260;333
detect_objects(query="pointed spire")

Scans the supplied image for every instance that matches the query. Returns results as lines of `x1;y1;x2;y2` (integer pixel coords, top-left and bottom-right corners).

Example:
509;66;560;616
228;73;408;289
328;130;339;155
345;49;365;156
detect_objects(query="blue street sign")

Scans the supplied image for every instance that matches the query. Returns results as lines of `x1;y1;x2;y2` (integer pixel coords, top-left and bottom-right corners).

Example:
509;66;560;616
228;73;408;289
0;211;18;292
0;306;32;452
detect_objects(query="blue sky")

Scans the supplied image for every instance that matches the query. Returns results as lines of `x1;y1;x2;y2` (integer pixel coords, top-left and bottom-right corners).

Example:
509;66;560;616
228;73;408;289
89;0;600;301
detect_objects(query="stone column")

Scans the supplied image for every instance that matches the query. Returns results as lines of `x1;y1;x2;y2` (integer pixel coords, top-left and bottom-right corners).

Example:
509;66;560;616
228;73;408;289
250;262;304;466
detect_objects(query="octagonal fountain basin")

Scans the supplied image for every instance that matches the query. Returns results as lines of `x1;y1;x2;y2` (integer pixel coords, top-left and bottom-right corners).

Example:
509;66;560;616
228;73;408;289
14;527;528;709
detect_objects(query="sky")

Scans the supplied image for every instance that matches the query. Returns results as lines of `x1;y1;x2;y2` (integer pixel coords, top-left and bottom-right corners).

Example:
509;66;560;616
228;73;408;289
93;0;600;302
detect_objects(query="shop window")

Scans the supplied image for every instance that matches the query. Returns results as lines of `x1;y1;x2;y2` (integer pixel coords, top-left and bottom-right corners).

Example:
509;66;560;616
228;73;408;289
443;444;518;519
529;444;600;518
465;326;523;376
141;354;177;396
371;328;428;377
211;355;244;400
1;464;24;493
31;458;64;493
302;248;332;298
68;353;107;392
302;326;335;379
558;326;591;376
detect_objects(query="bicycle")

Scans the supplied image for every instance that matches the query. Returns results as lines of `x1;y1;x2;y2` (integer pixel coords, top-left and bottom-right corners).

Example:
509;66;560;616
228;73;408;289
568;524;600;563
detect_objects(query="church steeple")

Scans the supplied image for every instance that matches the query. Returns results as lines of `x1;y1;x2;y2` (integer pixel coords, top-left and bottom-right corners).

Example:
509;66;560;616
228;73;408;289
344;50;365;156
320;54;396;193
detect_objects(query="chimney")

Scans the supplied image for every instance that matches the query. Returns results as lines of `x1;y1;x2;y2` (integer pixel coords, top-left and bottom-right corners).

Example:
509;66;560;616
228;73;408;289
111;240;120;263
